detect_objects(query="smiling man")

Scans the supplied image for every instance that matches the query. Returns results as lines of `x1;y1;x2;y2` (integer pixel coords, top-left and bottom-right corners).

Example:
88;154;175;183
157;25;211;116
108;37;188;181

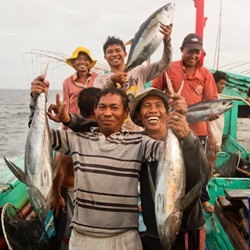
30;83;164;250
129;87;211;249
93;24;172;130
63;46;99;118
152;33;218;214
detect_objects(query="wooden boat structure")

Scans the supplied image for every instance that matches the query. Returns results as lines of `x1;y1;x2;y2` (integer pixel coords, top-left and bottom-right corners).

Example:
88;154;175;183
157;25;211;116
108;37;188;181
0;1;250;249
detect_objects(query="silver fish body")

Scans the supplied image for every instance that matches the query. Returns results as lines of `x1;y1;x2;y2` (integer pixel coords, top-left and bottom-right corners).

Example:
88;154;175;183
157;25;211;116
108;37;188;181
155;129;185;249
186;99;234;124
25;92;53;222
124;2;175;72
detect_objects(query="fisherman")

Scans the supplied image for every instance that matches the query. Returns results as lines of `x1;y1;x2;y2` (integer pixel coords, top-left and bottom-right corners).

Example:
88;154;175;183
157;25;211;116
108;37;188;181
206;70;228;174
93;23;172;130
50;87;101;250
45;46;99;250
63;46;98;119
30;76;209;250
151;33;218;214
129;87;211;250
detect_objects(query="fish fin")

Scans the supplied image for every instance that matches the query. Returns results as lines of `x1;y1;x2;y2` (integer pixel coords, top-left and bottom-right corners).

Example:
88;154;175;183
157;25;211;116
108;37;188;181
179;175;205;210
125;39;133;46
3;157;26;184
147;163;155;202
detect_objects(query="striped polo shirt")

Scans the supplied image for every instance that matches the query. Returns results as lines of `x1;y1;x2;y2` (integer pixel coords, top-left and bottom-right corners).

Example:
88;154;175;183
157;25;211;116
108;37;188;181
51;128;163;235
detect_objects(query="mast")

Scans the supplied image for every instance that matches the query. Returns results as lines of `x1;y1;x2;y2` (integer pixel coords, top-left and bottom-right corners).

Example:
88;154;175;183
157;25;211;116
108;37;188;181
193;0;207;63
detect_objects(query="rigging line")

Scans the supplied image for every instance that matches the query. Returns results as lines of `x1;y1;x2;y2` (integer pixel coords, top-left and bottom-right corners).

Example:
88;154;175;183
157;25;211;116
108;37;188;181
213;0;223;70
22;54;30;88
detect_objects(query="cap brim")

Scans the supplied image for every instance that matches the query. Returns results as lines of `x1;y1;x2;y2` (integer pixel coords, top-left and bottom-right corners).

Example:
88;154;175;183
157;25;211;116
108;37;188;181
184;43;202;51
129;88;170;127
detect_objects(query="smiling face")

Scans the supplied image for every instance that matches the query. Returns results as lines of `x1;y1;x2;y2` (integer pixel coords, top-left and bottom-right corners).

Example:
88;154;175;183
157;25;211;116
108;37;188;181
137;95;168;139
95;93;128;137
72;52;93;73
181;47;202;68
104;44;127;70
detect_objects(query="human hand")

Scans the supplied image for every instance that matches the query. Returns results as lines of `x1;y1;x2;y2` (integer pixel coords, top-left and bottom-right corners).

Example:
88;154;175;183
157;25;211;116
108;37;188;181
47;93;71;123
208;113;220;121
167;111;191;139
50;194;66;217
168;93;188;115
160;23;173;43
110;72;128;86
30;75;50;97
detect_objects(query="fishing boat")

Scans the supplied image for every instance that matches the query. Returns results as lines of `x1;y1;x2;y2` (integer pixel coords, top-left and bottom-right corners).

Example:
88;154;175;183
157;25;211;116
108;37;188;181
0;1;250;249
193;1;250;249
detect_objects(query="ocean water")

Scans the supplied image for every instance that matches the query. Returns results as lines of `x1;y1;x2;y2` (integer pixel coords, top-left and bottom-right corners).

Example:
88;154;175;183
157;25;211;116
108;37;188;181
0;89;62;169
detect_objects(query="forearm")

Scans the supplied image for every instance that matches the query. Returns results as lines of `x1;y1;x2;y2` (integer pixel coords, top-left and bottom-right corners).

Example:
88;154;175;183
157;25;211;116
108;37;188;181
144;40;172;82
65;113;98;132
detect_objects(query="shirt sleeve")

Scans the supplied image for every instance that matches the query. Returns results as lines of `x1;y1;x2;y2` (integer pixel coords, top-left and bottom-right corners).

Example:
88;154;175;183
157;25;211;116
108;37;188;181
93;74;116;89
141;40;172;84
65;113;98;132
140;136;163;162
51;129;71;155
62;79;70;112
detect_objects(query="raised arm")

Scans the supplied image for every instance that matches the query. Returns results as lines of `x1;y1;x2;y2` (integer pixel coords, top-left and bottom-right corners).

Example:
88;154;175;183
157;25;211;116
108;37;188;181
142;24;172;83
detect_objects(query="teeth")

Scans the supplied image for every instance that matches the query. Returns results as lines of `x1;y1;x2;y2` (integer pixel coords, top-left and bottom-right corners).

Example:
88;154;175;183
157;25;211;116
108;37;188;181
147;117;159;121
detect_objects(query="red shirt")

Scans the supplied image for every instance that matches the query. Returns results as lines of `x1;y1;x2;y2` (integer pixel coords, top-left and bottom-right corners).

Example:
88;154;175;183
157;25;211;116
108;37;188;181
63;71;99;116
152;60;218;136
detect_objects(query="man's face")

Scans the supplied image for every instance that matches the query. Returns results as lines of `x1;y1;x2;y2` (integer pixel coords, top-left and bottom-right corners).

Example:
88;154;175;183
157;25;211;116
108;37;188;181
137;95;168;134
72;53;92;73
95;93;128;137
216;79;226;94
181;47;201;67
104;44;127;68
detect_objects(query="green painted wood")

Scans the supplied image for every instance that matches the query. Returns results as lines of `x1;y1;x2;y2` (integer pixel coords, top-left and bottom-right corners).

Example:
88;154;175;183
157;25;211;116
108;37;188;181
205;178;250;250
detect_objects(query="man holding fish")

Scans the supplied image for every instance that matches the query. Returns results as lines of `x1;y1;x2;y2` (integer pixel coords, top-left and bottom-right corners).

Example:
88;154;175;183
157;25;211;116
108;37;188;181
28;75;210;250
152;33;218;214
129;88;210;249
94;3;174;131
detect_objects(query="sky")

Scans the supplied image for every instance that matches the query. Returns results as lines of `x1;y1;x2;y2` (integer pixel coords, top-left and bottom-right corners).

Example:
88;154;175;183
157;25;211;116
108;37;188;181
0;0;250;90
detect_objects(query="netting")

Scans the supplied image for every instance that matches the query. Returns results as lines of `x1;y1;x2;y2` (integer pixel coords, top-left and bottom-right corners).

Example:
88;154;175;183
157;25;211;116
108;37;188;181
1;203;50;250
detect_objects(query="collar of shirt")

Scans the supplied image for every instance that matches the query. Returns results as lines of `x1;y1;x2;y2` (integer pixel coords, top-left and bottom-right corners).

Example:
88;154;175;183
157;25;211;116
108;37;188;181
73;71;93;88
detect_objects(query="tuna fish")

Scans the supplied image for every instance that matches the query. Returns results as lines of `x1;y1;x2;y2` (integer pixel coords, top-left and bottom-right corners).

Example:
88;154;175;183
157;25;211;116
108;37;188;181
152;129;205;249
124;2;175;72
154;129;185;249
186;99;234;124
4;92;53;222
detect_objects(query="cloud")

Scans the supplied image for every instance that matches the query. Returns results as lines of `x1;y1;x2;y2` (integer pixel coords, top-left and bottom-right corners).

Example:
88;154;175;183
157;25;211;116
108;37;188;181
0;0;250;89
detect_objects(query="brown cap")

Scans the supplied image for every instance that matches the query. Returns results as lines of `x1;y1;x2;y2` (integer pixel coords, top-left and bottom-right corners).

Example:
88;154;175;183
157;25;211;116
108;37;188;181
182;33;203;51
